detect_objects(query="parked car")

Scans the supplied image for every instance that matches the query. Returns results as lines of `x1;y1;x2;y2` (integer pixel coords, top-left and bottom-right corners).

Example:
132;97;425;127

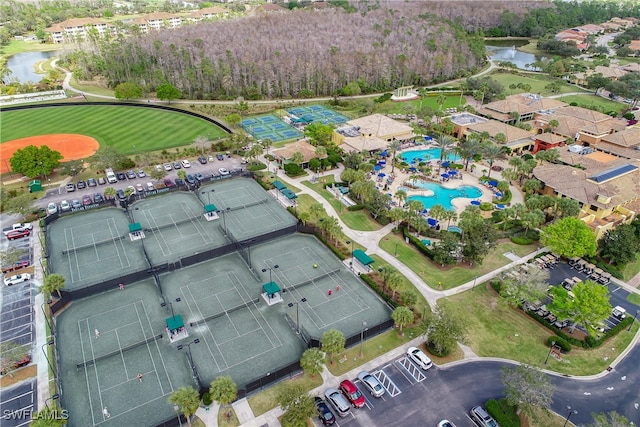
175;178;185;187
7;230;30;241
115;190;125;201
93;193;104;203
66;183;76;192
82;194;92;206
438;421;457;427
612;306;627;320
407;346;433;370
216;153;224;161
1;354;31;374
164;178;176;188
218;168;230;176
324;388;351;417
470;406;499;427
77;180;86;189
198;156;207;165
126;170;136;179
126;185;136;195
117;172;126;181
314;397;336;426
186;174;196;185
59;200;70;212
137;169;146;178
146;182;155;191
172;161;182;170
4;273;32;286
163;163;172;171
357;371;385;397
208;154;215;163
1;260;30;275
195;172;205;182
98;177;106;185
47;202;58;215
135;183;144;193
181;159;191;168
339;379;365;408
71;199;82;209
87;178;97;187
155;164;163;172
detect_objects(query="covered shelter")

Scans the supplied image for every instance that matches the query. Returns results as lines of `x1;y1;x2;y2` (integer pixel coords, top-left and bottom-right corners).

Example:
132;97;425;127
203;203;219;221
166;314;188;343
352;249;374;272
128;222;145;240
261;281;283;305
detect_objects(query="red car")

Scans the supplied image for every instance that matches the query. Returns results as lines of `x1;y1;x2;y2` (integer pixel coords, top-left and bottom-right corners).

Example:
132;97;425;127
7;229;30;240
1;260;30;274
339;379;365;408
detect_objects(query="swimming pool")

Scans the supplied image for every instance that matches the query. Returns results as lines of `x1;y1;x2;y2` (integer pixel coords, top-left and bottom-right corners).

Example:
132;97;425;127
401;148;460;163
407;181;482;210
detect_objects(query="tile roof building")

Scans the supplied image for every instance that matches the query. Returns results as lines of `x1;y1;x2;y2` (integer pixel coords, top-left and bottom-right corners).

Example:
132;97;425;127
132;12;183;33
332;114;414;153
272;139;325;166
476;94;567;124
45;18;115;43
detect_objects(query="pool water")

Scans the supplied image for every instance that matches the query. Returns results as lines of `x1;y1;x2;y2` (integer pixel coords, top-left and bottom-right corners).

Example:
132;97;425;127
407;181;482;210
401;148;460;164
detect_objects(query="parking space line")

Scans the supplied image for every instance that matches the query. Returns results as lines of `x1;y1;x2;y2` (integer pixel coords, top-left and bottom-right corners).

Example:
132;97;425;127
397;357;426;383
373;369;401;397
353;381;375;409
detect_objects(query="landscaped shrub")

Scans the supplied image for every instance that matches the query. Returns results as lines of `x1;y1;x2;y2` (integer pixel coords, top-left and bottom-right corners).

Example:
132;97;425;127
283;163;304;176
426;340;451;357
360;274;397;308
247;162;267;171
548;336;572;352
485;399;521;427
479;202;494;211
202;392;212;406
491;211;505;222
511;236;533;245
347;204;365;211
401;226;435;259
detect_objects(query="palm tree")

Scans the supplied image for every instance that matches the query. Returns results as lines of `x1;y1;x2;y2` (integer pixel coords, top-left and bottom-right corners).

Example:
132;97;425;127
481;143;506;178
168;386;200;427
262;137;273;155
388;139;402;174
428;204;447;222
209;376;237;421
436;93;447;111
290;151;304;166
435;135;456;173
443;209;458;228
41;274;65;299
395;189;407;207
299;348;324;377
104;187;116;200
391;306;414;335
456;136;481;171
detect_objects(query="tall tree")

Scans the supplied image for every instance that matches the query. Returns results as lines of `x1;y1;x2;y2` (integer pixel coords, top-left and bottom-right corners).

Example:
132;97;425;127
481;143;506;178
435;135;456;173
9;145;63;178
391;306;414;335
0;247;26;269
114;82;143;100
499;266;550;308
299;348;324;378
501;364;554;420
540;217;597;259
277;384;317;427
41;274;66;299
598;224;638;265
388;139;402;174
225;113;242;129
209;376;237;419
458;206;498;265
156;83;181;103
588;411;632;427
549;280;611;335
304;122;333;146
168;386;200;427
420;305;467;356
321;329;345;364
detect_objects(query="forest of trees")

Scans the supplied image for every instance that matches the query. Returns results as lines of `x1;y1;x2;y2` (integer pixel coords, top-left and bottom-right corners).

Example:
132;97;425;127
63;4;489;100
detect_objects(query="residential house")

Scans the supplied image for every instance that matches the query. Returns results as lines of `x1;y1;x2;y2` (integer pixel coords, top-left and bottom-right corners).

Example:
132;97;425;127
572;65;629;85
533;153;639;239
476;94;567;124
576;24;605;35
45;18;115;43
332;114;414;154
629;40;640;53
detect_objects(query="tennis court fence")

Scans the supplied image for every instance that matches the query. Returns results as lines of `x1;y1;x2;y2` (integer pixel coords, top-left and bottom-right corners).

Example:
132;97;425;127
61;234;127;255
76;334;163;369
144;215;202;233
283;268;340;293
189;298;260;327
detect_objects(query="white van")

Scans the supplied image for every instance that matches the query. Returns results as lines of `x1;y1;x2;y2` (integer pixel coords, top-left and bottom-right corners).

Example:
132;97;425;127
105;168;117;184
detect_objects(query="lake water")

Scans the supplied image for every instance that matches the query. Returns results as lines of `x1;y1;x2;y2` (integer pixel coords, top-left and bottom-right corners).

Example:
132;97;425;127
486;43;545;71
5;51;58;84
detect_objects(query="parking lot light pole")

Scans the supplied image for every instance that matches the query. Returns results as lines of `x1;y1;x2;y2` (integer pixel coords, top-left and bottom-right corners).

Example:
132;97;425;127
45;393;60;410
345;240;355;271
177;339;201;388
628;310;639;332
261;264;279;283
161;297;182;321
563;406;577;427
219;207;231;236
42;339;56;382
544;341;555;365
359;320;368;358
288;298;307;334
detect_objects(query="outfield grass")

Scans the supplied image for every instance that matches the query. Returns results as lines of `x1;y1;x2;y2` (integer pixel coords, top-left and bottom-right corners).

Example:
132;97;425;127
439;284;639;375
490;72;587;96
622;253;640;282
559;94;625;113
379;232;537;289
1;106;228;154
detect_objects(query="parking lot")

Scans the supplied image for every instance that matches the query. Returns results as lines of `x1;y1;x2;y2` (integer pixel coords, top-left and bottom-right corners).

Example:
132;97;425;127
0;380;38;427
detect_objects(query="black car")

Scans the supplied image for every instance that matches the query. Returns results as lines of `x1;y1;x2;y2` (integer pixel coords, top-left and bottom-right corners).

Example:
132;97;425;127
87;178;97;187
174;178;185;187
216;153;224;161
116;189;126;200
198;156;207;165
76;180;86;189
314;397;336;426
93;193;104;203
126;170;136;179
186;174;196;185
117;172;127;181
172;161;182;170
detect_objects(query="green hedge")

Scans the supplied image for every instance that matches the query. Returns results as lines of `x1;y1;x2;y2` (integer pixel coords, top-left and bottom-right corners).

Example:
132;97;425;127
360;274;397;308
511;236;533;245
486;399;521;427
202;392;212;406
247;162;267;171
347;204;365;211
480;202;494;211
547;336;572;352
401;225;435;259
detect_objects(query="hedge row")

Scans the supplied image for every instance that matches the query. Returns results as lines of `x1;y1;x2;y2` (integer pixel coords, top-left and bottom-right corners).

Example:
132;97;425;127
547;335;571;352
360;274;397;308
486;399;521;427
401;225;435;260
347;205;365;211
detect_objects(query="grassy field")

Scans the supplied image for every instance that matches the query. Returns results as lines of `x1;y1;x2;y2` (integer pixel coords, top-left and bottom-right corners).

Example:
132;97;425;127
371;94;465;115
559;94;625;113
439;284;639;375
0;40;60;58
379;232;537;289
1;106;228;154
622;253;640;282
247;373;322;417
490;72;587;96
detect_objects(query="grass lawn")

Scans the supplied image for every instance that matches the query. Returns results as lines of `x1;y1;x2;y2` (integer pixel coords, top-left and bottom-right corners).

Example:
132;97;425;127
0;40;60;58
439;284;640;375
302;178;382;232
559;94;625;114
1;106;228;154
627;292;640;306
379;232;537;289
371;94;465;115
621;253;640;282
69;77;116;98
489;72;587;96
247;373;322;417
517;41;545;56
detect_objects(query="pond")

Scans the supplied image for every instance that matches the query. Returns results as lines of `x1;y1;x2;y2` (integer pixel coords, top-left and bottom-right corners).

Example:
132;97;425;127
5;51;59;84
485;43;546;71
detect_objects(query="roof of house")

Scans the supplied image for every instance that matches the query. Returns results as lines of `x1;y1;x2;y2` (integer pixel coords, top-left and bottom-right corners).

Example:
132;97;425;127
133;12;181;24
600;127;640;148
629;40;640;51
344;114;414;139
189;6;227;17
622;62;640;72
555;106;618;123
272;139;323;163
256;3;287;12
479;94;567;117
45;17;108;32
538;113;627;138
466;119;533;143
536;133;567;144
576;24;605;33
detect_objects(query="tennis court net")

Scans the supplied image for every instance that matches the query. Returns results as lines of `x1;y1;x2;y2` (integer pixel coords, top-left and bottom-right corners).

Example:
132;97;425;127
190;298;259;327
76;334;162;369
144;215;201;233
61;235;126;255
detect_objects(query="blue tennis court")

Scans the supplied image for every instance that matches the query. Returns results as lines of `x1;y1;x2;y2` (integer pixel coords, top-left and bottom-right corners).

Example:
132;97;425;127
241;115;303;142
286;105;349;125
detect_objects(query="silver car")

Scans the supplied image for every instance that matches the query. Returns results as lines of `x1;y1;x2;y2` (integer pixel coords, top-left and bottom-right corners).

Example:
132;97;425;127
324;388;350;417
357;371;385;397
470;406;499;427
